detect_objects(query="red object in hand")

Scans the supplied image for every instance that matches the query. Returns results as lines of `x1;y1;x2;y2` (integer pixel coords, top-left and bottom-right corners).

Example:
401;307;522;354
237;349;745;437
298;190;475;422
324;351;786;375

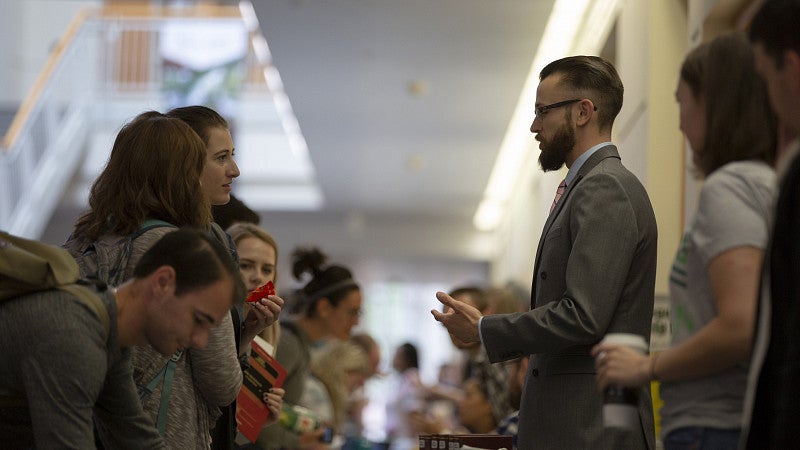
247;281;276;303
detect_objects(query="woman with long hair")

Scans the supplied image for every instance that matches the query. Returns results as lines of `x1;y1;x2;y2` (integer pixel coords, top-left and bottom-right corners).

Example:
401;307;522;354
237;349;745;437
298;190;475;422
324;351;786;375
593;32;777;449
164;106;282;449
66;109;282;449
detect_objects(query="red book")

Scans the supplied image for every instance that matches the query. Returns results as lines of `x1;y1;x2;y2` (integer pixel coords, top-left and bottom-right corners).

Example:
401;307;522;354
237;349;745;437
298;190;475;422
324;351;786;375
235;335;287;442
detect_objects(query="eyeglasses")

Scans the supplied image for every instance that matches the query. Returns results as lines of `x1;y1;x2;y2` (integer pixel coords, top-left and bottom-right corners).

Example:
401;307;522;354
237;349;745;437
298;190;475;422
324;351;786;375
534;98;582;118
534;98;596;118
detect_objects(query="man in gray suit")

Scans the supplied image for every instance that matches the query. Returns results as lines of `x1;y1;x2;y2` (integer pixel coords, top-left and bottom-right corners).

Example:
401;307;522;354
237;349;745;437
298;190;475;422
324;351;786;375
433;55;657;449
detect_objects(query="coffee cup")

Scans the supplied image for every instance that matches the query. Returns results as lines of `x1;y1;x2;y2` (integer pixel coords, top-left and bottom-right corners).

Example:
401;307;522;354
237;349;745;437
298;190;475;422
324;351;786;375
598;333;649;429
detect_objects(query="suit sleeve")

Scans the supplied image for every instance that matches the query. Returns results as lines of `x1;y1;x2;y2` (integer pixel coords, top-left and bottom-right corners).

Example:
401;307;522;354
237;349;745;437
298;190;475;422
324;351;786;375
482;171;641;361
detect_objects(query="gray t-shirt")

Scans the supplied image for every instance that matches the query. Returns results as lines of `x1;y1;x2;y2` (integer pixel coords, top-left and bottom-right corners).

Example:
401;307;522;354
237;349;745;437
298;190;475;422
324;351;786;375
660;160;775;437
0;287;164;449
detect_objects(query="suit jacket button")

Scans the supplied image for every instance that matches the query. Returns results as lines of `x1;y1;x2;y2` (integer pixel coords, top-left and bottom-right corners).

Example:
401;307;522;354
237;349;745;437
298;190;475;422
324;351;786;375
540;272;547;280
531;369;539;377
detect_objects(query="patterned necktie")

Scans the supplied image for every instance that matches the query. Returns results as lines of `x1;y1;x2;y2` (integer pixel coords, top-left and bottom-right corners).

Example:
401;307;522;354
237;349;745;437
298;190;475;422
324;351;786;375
549;179;567;214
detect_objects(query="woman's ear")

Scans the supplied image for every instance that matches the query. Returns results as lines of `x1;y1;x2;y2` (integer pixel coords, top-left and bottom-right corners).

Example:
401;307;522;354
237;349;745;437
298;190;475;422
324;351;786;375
316;297;333;317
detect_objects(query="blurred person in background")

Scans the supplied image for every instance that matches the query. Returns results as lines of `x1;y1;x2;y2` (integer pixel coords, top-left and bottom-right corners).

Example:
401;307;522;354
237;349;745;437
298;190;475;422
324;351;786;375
385;342;425;450
342;332;383;448
300;340;372;448
257;247;363;449
496;356;528;450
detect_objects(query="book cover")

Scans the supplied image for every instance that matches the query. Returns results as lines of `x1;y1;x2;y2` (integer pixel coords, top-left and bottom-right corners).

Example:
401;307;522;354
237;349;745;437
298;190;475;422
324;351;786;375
235;335;287;442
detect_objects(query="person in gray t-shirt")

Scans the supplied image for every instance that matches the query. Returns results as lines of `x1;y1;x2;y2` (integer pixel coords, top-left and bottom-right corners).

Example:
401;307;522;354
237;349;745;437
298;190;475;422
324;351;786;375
593;33;777;450
0;229;239;449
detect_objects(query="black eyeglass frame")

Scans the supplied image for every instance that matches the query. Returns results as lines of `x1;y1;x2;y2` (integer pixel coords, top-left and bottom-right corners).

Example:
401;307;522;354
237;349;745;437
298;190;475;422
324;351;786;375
534;98;597;118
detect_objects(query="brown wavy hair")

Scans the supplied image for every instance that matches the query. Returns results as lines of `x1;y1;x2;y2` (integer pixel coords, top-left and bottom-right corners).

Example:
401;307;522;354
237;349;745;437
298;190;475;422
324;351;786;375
72;111;212;239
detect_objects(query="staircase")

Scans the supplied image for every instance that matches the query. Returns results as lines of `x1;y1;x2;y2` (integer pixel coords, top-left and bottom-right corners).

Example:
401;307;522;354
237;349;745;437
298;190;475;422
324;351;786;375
0;2;310;239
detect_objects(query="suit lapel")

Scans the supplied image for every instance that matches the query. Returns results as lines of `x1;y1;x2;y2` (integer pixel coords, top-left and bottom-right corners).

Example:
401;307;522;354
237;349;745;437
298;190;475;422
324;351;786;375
530;145;622;305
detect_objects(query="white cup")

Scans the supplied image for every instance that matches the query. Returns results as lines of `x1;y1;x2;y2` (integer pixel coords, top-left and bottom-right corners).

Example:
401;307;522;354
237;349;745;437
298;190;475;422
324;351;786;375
599;333;649;429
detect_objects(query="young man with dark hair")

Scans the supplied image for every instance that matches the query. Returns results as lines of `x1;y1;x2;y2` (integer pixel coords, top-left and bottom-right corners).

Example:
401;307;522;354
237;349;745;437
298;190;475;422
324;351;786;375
0;229;238;449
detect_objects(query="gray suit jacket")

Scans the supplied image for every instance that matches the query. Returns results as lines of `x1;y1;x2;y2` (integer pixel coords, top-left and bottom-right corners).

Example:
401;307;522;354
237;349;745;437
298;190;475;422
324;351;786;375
481;145;657;449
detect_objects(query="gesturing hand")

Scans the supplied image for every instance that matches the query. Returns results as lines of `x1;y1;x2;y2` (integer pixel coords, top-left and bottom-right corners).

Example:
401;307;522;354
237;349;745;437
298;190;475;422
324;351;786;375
430;291;482;345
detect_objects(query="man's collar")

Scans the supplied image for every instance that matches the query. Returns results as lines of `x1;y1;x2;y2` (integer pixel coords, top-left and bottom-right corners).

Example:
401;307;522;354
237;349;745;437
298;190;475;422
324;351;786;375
565;141;612;185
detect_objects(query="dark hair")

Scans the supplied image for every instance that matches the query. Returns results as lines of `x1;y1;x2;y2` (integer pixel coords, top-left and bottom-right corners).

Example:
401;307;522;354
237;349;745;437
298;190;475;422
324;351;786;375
449;286;489;312
133;228;240;299
165;105;229;146
72;111;211;240
749;0;800;69
398;342;419;370
292;247;359;318
679;43;708;100
688;32;777;175
539;55;624;132
213;194;260;230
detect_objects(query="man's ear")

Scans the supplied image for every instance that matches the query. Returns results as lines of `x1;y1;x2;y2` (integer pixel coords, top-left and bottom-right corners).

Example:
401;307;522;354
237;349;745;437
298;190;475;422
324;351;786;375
151;265;177;301
575;99;595;126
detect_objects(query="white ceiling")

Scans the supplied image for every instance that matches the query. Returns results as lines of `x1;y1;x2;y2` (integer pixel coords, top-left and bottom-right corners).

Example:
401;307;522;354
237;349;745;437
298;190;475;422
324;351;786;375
239;0;554;261
40;0;555;266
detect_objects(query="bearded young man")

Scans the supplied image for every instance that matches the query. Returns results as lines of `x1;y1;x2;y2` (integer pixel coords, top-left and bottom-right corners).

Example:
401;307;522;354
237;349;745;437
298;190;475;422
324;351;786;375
433;55;658;449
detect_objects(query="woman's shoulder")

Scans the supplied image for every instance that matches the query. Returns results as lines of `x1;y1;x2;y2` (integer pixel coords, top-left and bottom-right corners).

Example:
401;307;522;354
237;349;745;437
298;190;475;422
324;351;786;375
710;160;775;186
128;226;177;260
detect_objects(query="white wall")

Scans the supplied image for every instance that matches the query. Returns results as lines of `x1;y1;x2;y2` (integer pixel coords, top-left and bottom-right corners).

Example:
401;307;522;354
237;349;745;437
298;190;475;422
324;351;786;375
0;2;24;105
0;1;98;106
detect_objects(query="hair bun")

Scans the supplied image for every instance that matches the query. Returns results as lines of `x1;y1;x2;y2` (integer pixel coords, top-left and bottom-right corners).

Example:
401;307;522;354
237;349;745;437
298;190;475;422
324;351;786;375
291;247;328;280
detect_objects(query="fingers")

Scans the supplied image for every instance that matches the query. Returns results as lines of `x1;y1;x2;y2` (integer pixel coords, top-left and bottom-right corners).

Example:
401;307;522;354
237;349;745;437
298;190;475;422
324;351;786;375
270;387;285;397
435;291;457;309
431;292;458;322
247;295;284;326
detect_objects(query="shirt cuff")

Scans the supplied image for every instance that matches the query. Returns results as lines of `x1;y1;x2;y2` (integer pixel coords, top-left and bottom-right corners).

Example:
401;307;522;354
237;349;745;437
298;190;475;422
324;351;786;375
478;316;485;347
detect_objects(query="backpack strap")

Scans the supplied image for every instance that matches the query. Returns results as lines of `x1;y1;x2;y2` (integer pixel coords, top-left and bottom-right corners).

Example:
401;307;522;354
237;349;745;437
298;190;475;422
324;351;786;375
138;349;183;436
135;219;177;238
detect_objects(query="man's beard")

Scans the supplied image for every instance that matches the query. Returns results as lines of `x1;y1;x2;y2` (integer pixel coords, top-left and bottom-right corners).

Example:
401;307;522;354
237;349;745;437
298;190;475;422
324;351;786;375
538;120;576;172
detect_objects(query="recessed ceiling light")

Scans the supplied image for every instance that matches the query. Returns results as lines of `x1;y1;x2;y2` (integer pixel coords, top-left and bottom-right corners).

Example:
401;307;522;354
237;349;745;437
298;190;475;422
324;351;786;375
406;80;429;97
